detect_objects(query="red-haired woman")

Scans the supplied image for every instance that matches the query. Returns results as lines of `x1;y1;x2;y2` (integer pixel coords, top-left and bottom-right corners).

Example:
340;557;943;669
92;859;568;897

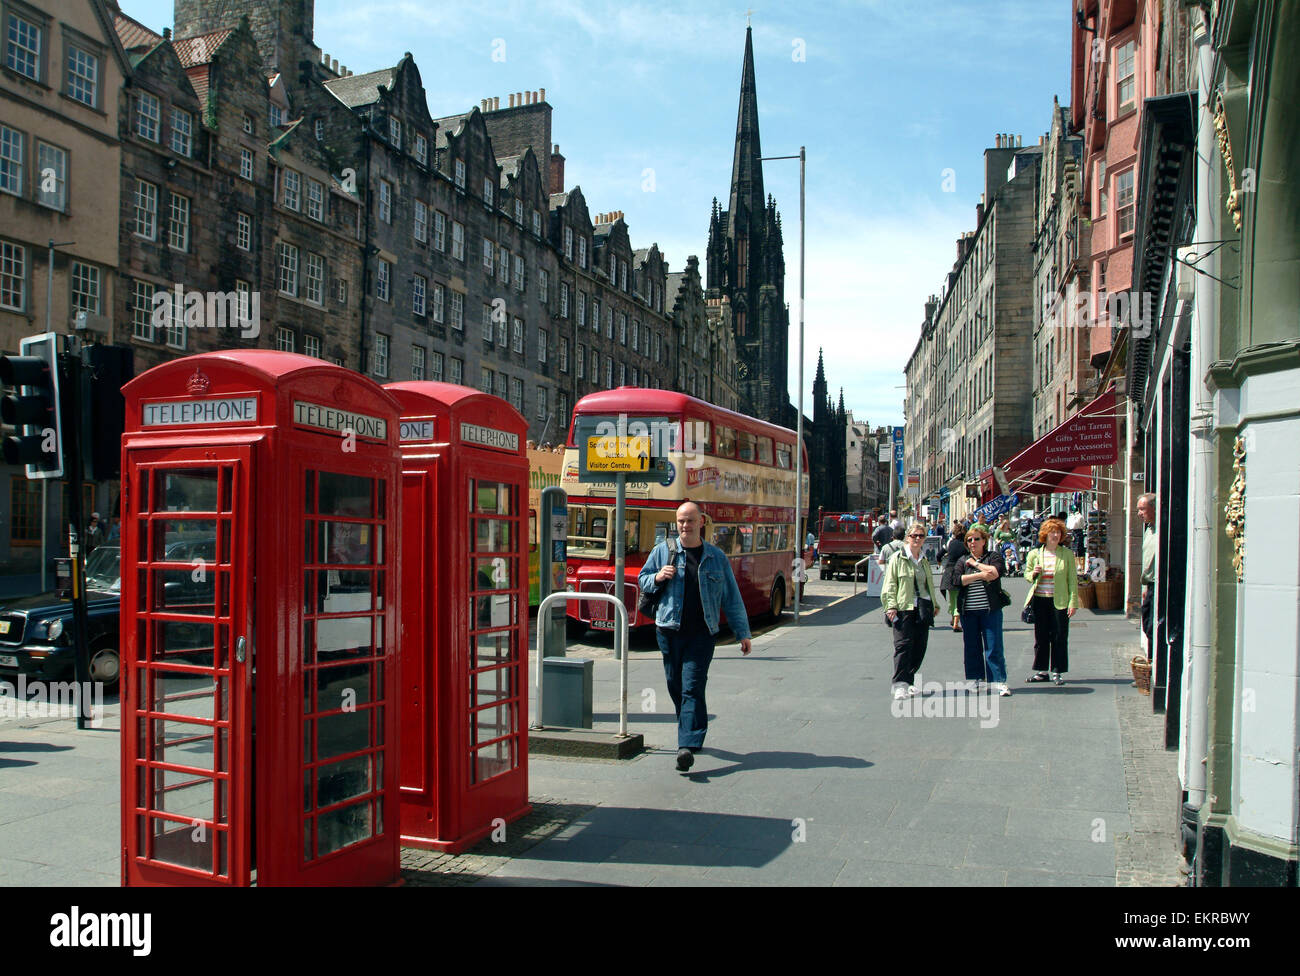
1023;517;1079;685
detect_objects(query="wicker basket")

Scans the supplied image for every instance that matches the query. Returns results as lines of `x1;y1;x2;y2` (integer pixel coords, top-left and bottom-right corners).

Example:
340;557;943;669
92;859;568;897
1131;656;1152;695
1093;575;1124;611
1077;580;1096;609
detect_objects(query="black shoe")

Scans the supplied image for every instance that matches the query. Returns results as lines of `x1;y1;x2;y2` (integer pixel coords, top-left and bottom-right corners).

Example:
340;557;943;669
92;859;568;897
676;748;694;771
688;747;700;754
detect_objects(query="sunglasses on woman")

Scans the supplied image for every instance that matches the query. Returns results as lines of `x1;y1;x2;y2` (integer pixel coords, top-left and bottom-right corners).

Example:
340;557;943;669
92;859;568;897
908;533;925;539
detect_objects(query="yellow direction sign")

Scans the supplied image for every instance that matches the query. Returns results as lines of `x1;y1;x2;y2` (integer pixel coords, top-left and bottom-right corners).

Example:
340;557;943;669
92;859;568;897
585;435;650;473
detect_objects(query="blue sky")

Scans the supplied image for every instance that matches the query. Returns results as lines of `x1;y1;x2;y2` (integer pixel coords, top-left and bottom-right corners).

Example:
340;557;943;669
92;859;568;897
123;0;1071;427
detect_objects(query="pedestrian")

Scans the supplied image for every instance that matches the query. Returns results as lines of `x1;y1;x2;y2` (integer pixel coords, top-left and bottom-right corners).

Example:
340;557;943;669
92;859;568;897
1138;492;1156;657
871;516;893;553
638;501;752;771
881;522;939;700
940;520;968;632
889;509;903;534
85;512;104;554
877;523;906;566
1023;517;1079;685
1067;506;1086;557
954;524;1011;696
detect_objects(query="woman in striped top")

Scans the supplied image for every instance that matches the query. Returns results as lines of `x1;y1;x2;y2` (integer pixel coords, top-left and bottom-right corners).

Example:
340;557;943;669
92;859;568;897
956;524;1010;696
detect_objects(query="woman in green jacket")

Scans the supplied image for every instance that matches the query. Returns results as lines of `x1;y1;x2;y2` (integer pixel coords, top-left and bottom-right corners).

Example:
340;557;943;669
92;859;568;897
882;522;940;700
1023;517;1079;685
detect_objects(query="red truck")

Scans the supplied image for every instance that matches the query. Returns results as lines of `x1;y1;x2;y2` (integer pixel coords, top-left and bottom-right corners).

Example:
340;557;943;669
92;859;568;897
816;511;879;580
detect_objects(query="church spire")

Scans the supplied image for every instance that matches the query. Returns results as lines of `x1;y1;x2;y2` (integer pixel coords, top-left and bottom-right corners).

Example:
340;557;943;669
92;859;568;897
727;26;765;239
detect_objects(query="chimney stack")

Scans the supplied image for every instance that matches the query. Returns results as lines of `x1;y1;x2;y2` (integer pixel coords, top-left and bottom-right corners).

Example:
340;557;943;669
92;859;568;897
550;144;565;195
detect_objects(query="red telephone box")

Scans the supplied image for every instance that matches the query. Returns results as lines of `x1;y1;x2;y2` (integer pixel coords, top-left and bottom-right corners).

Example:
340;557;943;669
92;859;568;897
119;351;403;886
385;382;530;851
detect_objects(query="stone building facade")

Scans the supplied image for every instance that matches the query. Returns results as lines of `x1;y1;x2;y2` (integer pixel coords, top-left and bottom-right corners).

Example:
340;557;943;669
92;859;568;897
0;0;129;576
904;132;1040;523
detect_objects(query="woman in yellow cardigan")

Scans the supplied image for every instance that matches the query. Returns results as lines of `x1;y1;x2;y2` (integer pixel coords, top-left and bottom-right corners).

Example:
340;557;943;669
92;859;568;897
882;522;941;700
1023;517;1079;685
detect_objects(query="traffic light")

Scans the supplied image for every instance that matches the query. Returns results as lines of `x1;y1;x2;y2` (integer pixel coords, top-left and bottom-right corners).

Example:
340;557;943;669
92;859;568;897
1;332;65;478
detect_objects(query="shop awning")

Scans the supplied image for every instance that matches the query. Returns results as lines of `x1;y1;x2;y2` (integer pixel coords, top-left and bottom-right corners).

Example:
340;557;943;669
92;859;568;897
1000;387;1120;494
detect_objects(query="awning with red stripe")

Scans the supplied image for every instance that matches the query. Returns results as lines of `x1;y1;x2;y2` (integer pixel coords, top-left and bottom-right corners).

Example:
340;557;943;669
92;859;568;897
1000;387;1120;494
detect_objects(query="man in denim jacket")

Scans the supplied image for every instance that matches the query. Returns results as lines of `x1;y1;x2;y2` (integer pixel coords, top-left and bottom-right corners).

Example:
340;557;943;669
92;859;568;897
638;501;752;771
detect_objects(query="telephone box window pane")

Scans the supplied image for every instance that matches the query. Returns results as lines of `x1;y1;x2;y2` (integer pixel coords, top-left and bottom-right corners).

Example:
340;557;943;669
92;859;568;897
154;519;218;559
158;470;219;512
152;766;213;820
316;755;372;809
472;519;513;552
314;616;374;662
317;472;373;518
150;816;214;871
154;620;214;665
315;708;371;760
476;633;511;666
472;704;512;744
314;661;372;712
312;568;374;612
474;739;513;783
304;470;316;513
152;719;215;770
317;801;373;855
155;569;215;612
472;665;511;707
473;481;513;514
319;521;374;564
151;669;216;719
220;521;231;564
473;592;513;630
473;557;512;590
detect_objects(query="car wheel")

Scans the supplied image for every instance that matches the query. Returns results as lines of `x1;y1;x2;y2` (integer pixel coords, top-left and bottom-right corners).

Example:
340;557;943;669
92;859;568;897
769;581;785;620
89;643;121;690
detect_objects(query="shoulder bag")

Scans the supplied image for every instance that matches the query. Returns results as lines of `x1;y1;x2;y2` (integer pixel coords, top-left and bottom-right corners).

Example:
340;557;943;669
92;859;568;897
637;537;678;617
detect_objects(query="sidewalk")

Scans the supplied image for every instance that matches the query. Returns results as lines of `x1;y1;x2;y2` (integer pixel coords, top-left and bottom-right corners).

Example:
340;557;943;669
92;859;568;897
489;575;1185;886
0;575;1184;887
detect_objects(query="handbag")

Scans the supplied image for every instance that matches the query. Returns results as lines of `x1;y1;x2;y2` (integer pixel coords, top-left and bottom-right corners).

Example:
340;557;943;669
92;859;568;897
999;587;1012;608
637;537;678;617
1021;601;1035;624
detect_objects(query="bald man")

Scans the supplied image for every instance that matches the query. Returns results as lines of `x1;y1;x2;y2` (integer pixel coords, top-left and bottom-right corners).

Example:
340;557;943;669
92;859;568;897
638;501;752;771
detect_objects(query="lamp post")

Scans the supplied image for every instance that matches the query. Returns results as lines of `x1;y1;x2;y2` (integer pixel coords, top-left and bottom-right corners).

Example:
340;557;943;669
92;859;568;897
763;148;805;621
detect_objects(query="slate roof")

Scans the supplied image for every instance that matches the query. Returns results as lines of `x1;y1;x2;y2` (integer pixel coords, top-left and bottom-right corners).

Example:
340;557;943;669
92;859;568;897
323;67;396;108
549;191;570;209
633;248;652;264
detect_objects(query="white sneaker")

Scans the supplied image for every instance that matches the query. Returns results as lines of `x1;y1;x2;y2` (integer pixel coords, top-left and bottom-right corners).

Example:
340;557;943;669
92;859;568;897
908;684;920;697
964;679;979;693
995;683;1012;697
892;684;909;701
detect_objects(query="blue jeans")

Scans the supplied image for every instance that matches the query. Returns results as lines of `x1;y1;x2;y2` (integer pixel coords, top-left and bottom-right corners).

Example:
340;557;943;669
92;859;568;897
961;607;1007;682
656;627;716;749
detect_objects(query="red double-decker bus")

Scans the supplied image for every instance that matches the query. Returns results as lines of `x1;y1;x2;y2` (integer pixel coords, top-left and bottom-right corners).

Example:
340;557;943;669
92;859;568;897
560;389;809;633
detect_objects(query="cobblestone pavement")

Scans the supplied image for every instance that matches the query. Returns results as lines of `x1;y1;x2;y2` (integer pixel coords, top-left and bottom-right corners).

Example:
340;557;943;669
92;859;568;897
1111;642;1188;887
401;798;594;886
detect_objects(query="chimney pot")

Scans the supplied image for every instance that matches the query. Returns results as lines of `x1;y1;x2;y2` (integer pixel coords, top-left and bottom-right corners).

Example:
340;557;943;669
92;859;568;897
163;27;171;39
508;93;515;107
539;88;546;102
516;92;523;106
332;58;338;73
493;96;500;110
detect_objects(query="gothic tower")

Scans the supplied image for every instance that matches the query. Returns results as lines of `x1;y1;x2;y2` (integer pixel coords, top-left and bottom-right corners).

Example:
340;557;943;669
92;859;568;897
706;26;791;428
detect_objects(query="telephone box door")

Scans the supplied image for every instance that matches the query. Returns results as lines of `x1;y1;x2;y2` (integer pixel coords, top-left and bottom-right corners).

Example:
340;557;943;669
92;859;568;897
121;446;253;886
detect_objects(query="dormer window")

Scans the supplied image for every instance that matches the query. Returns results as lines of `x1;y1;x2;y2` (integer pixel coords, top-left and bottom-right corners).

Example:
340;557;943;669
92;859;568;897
269;102;285;128
414;133;428;165
564;227;573;261
389;116;401;148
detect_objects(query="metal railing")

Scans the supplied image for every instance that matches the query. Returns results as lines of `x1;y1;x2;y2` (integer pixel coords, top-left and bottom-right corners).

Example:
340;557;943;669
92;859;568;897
853;555;877;595
530;591;631;737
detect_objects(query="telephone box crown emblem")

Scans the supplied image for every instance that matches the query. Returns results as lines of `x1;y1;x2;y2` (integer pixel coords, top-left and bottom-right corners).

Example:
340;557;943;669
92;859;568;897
186;368;211;395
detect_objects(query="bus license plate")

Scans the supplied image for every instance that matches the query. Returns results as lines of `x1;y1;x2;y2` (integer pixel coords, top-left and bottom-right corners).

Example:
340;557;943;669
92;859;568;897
0;654;18;667
0;620;9;634
591;620;614;630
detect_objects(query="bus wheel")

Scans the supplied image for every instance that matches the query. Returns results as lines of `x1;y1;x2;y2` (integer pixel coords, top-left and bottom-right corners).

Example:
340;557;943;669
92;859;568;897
818;567;827;580
769;580;785;620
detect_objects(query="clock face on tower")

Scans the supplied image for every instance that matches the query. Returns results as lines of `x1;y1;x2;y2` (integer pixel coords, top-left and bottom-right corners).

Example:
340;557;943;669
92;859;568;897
737;362;749;378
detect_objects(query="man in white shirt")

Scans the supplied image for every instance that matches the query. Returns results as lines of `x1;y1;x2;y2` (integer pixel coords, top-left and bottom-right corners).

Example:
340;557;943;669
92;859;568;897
1066;507;1085;556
